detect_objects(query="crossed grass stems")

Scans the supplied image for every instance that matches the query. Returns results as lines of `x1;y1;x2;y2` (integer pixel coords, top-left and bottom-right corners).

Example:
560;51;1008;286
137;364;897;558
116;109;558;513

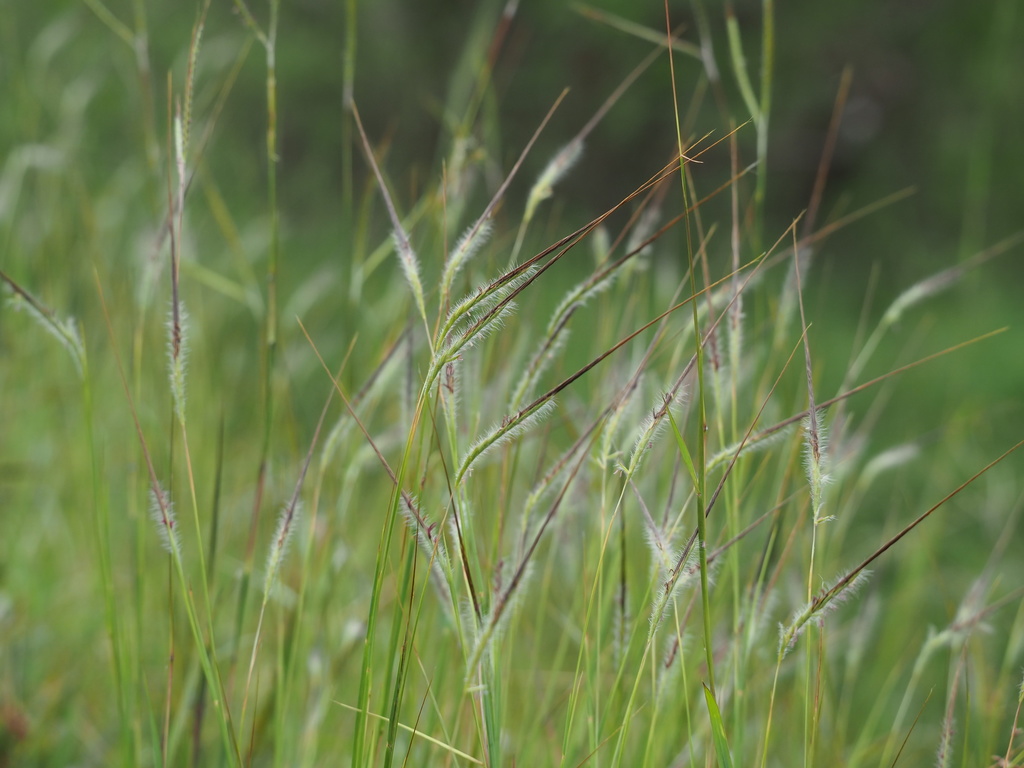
111;59;1019;768
326;117;1023;764
297;114;1018;766
327;51;1022;762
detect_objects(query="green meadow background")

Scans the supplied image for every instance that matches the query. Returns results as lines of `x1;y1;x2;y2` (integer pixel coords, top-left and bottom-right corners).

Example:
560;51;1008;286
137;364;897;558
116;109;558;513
1;1;1022;766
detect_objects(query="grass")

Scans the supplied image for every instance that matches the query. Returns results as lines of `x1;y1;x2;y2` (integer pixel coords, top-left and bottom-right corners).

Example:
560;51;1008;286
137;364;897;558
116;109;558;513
2;1;1023;767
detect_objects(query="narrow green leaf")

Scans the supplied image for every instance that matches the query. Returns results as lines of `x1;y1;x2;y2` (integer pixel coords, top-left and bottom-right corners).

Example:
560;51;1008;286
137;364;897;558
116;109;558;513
667;407;699;491
726;10;760;124
703;683;734;768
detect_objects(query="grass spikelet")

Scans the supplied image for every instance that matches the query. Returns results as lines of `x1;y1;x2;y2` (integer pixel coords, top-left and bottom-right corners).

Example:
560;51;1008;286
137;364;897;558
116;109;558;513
778;569;871;660
264;500;300;596
706;422;793;471
523;139;583;224
623;203;662;265
591;224;611;263
149;484;181;557
935;647;967;768
455;400;556;484
934;719;954;768
622;391;685;478
846;233;1024;384
173;109;186;194
182;7;206;156
440;264;538;352
391;232;427;320
547;269;621;333
430;267;541;400
399;493;451;577
458;297;517;354
2;272;86;377
802;412;832;524
513;38;670;266
595;375;643;472
168;91;189;425
166;302;189;424
882;261;977;329
631;478;678;581
442;219;493;302
647;549;708;640
519;435;589;533
352;105;428;328
319;414;356;477
857;442;920;490
899;569;1021;740
441;358;460;414
508;328;568;410
792;229;832;527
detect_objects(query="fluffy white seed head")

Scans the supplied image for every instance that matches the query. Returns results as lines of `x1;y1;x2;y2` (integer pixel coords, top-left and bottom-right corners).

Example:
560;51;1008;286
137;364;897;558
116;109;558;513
149;485;181;557
166;303;189;424
457;400;556;483
802;412;833;524
778;569;871;659
442;219;493;298
523;139;583;222
5;289;85;378
264;502;300;596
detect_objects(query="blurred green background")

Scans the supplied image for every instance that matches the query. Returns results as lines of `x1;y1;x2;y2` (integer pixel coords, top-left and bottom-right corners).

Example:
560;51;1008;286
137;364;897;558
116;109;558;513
3;0;1020;431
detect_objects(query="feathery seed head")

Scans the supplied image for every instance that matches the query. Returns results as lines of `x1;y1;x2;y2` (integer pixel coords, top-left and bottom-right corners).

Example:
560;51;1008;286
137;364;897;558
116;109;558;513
802;412;833;524
442;219;493;298
264;501;300;596
4;285;86;378
166;303;189;423
456;400;556;483
778;569;871;659
524;139;583;222
149;485;181;557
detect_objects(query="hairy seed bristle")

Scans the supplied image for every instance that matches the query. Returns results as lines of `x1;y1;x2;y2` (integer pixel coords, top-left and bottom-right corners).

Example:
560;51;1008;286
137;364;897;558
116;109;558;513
166;303;189;423
778;569;871;659
149;485;180;556
264;501;300;596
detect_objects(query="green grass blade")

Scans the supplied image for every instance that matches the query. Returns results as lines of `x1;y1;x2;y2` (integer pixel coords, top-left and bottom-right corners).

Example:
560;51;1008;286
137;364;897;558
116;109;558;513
704;683;735;768
667;406;699;492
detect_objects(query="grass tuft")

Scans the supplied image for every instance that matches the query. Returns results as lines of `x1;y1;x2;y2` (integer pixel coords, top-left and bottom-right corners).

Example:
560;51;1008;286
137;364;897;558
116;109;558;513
3;3;1022;767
